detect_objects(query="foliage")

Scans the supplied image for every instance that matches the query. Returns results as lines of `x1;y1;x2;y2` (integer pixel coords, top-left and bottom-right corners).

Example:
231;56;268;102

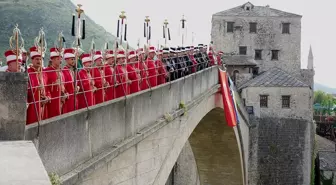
0;0;116;66
179;101;187;115
164;113;173;122
48;173;61;185
314;91;336;115
311;135;316;185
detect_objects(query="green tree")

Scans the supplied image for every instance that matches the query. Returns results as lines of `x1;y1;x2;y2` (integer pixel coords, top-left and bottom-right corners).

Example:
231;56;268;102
314;91;336;115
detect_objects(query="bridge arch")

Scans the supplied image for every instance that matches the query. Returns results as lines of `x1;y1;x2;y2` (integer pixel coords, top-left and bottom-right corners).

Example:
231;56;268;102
152;94;245;185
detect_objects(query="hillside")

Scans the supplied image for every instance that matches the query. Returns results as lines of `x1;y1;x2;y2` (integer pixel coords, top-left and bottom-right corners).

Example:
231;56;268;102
314;83;336;94
0;0;116;64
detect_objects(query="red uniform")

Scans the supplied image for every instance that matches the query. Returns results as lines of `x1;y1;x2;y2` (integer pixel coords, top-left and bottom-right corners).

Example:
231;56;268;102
104;64;115;101
91;67;105;104
115;64;129;98
77;69;95;109
189;54;198;73
26;67;48;125
62;66;77;113
155;59;167;85
217;54;222;65
146;59;158;87
126;63;140;94
208;52;216;66
44;66;63;118
137;61;150;90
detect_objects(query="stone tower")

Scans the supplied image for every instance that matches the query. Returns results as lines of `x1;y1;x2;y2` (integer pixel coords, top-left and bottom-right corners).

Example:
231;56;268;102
307;45;314;69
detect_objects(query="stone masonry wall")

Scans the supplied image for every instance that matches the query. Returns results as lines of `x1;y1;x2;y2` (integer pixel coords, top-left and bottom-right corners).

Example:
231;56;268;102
248;117;313;185
0;72;28;140
211;15;301;74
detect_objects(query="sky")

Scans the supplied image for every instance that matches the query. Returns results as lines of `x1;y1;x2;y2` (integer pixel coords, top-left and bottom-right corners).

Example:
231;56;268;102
71;0;336;88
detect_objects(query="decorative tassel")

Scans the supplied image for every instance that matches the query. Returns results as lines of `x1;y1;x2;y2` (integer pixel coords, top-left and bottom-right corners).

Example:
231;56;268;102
144;22;146;37
62;37;66;43
168;28;171;40
149;26;151;40
106;43;109;49
124;24;127;41
117;20;120;38
78;38;81;46
81;19;85;39
71;14;75;36
163;26;165;38
116;42;119;49
182;21;185;29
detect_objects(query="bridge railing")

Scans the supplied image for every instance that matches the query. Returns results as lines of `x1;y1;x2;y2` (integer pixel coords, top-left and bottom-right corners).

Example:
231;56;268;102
24;66;219;176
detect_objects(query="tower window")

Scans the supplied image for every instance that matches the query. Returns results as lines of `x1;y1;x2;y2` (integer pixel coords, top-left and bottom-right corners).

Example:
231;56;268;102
282;96;290;108
255;50;262;60
260;95;268;108
227;22;234;33
239;46;247;55
271;50;279;60
249;22;257;33
282;23;290;34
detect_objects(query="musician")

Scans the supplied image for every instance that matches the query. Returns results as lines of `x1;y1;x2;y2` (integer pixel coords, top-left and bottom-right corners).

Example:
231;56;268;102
136;48;149;90
168;47;178;80
44;47;65;119
181;47;192;76
146;46;158;87
175;47;186;78
91;51;106;105
162;48;175;82
194;46;204;71
62;48;78;113
77;53;95;109
187;46;198;73
3;50;22;72
103;50;115;101
217;51;224;66
155;49;168;85
26;46;50;125
208;46;216;66
126;50;140;94
115;49;130;98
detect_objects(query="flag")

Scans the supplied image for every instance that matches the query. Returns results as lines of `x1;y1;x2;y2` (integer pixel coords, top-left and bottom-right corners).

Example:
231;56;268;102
218;68;237;127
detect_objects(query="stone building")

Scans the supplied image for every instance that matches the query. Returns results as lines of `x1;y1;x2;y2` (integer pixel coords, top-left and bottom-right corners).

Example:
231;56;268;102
211;2;314;119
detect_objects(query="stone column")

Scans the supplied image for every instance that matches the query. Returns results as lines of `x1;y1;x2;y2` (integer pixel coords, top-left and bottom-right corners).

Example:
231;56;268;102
0;72;28;140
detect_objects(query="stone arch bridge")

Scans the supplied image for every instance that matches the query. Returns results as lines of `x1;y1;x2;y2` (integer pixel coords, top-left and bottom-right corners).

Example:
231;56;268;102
0;66;312;185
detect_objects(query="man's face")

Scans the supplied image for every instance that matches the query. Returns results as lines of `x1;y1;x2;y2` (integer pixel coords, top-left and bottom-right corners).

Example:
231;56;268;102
163;53;168;58
148;52;155;59
32;56;42;68
83;62;92;68
117;57;125;64
106;58;114;65
22;53;27;63
8;61;21;72
65;57;75;67
95;58;103;66
51;56;62;68
129;57;136;64
138;54;144;61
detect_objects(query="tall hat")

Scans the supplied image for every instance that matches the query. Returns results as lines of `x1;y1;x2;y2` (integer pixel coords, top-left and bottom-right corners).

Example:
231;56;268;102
81;53;92;64
93;50;103;61
136;48;145;55
128;50;136;59
162;48;169;54
148;46;156;53
4;50;22;65
29;46;41;58
50;47;62;58
105;50;114;59
116;49;126;58
63;48;76;59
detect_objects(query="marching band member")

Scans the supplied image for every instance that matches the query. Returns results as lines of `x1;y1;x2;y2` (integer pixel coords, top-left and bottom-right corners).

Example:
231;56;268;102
136;48;149;90
155;49;168;85
77;53;95;109
127;50;141;94
3;50;22;72
91;51;106;104
146;46;158;87
115;49;130;98
103;50;115;101
62;48;78;113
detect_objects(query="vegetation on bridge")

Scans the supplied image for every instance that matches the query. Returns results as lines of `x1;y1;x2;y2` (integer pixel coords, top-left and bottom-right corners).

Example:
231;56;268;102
314;91;336;115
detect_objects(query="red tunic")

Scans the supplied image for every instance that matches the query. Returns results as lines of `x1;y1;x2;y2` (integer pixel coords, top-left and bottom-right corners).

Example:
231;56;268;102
136;61;149;90
146;59;158;87
155;59;167;85
115;65;129;98
26;67;48;125
91;67;105;105
189;54;198;73
217;55;222;65
208;52;216;66
77;69;95;109
44;66;63;119
62;66;77;113
126;64;140;94
104;64;115;101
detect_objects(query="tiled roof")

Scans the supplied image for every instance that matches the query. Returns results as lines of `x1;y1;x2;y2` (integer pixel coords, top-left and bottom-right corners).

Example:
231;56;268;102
214;2;302;18
238;67;309;90
223;55;257;66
